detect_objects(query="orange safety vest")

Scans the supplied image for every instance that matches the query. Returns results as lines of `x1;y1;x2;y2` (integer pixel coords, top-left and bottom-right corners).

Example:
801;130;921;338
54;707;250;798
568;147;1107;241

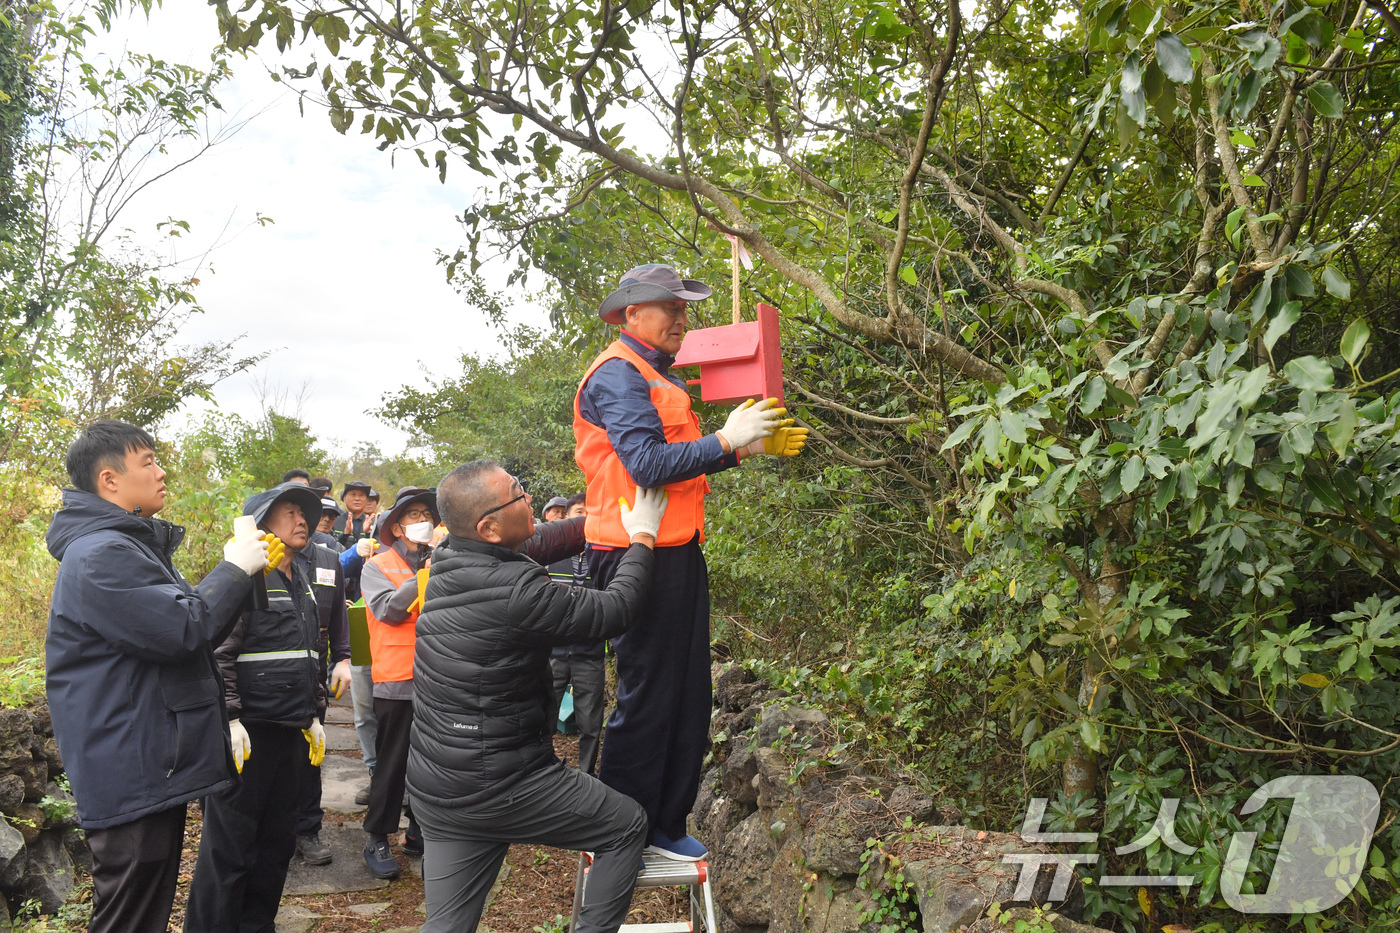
573;339;709;547
365;548;419;684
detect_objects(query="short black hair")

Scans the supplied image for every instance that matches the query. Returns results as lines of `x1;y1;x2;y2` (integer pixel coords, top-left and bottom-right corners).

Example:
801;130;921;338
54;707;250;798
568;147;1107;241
309;475;333;491
281;468;311;483
437;460;503;539
566;492;586;510
66;420;158;495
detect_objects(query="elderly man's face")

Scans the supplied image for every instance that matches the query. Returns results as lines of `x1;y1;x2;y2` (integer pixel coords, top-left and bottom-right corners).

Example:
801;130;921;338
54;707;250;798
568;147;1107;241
344;489;368;513
543;506;565;521
263;501;310;551
317;512;336;533
624;299;688;355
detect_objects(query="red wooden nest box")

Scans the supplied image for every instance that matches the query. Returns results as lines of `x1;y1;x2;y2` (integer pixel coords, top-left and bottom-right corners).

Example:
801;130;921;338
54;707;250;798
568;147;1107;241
673;302;783;405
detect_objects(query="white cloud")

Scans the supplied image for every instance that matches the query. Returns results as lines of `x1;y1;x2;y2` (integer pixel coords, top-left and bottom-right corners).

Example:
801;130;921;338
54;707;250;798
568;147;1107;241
90;6;551;458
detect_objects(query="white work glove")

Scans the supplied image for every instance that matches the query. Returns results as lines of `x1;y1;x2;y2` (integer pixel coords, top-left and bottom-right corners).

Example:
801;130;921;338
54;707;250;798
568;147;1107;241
404;521;434;544
223;536;271;577
619;486;669;540
329;659;352;700
355;537;378;558
303;720;326;767
716;398;788;450
229;719;251;773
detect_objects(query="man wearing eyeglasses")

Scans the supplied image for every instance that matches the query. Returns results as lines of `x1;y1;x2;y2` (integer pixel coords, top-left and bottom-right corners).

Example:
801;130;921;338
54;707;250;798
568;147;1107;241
574;264;809;862
359;486;439;880
407;460;668;933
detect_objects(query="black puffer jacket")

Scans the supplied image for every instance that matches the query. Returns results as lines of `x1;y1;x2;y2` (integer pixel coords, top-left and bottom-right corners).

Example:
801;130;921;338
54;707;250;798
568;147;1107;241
407;518;653;806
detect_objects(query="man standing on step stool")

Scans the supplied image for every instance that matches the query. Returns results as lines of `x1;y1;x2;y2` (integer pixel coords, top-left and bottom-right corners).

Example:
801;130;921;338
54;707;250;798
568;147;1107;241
574;264;808;861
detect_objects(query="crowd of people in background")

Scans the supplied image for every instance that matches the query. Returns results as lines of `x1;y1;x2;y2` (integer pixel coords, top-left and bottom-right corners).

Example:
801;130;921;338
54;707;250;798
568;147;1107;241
43;262;805;933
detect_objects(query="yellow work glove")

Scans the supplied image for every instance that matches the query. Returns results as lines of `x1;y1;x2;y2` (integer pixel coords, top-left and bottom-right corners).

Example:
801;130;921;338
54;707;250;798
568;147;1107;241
329;659;351;700
261;533;285;575
764;425;810;456
303;721;326;767
406;567;429;616
229;719;251;773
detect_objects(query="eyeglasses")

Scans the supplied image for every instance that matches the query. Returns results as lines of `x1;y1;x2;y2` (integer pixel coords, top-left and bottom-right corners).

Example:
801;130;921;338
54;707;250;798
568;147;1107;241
400;508;435;522
476;478;529;527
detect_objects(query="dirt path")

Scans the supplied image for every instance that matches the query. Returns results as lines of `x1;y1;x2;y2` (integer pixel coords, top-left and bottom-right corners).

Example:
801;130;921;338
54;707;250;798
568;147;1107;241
149;732;684;933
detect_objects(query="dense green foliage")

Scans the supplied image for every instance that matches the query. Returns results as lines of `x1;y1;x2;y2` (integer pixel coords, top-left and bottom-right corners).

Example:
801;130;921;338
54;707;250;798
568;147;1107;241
217;0;1400;925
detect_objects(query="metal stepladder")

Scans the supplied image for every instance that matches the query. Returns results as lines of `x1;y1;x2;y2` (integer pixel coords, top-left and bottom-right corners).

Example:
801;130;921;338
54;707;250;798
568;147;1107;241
570;850;718;932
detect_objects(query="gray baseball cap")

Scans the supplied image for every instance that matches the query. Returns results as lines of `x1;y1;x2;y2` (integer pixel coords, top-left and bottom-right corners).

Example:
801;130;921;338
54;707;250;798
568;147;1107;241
598;264;712;325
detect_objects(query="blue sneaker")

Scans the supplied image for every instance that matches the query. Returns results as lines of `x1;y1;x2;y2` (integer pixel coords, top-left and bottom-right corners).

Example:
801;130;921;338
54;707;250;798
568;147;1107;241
363;835;401;879
645;831;708;861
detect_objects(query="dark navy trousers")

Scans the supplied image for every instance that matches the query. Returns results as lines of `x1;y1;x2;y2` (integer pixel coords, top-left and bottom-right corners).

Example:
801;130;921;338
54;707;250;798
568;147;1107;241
591;535;712;841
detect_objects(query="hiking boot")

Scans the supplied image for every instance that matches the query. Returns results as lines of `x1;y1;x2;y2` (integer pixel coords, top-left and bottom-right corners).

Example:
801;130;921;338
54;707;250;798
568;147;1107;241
363;834;401;880
355;783;371;806
296;832;332;866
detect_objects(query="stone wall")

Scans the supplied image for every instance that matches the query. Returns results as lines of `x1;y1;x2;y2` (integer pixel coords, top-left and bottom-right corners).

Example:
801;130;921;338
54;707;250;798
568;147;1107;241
0;704;87;926
690;666;1105;933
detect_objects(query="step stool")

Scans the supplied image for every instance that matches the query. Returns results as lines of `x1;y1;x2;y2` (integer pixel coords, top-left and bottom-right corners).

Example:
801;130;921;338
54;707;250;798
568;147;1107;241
570;850;718;932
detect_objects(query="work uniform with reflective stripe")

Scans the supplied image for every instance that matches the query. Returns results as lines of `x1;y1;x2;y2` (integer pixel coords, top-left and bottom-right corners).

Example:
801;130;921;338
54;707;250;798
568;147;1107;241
188;558;325;933
213;562;324;726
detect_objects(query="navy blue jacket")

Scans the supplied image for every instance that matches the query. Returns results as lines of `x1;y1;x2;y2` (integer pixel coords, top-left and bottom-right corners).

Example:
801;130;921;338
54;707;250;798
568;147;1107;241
45;490;253;830
578;331;740;487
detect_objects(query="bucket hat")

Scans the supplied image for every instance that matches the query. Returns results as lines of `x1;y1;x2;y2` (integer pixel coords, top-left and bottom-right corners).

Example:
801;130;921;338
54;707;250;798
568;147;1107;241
378;486;440;546
598;264;712;325
243;482;325;532
341;480;372;500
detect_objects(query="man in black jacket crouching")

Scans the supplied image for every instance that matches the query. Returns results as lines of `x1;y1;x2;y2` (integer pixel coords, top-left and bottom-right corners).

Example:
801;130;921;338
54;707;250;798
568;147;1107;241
407;459;667;933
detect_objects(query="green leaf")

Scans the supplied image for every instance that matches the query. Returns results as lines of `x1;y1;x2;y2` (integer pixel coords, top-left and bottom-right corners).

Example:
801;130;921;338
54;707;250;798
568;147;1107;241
1323;265;1351;300
1298;672;1329;688
1082;376;1107;414
1283;356;1334;392
941;416;981;450
1327;398;1357;455
1079;718;1105;753
1000;410;1028;444
1306;80;1345;118
1155;32;1194;83
1121;59;1147;126
1120;455;1145;494
981;416;1002;459
1284;264;1315;298
1263;301;1301;353
1225;206;1246;248
1340;319;1370;365
899;265;917;287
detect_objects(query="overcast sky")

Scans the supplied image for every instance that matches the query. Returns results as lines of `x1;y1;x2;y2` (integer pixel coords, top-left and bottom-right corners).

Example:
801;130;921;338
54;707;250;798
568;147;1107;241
91;5;552;458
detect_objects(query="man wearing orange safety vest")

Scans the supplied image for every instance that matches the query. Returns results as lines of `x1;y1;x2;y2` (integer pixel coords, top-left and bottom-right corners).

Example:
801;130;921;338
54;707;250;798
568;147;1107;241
574;263;808;861
360;485;438;880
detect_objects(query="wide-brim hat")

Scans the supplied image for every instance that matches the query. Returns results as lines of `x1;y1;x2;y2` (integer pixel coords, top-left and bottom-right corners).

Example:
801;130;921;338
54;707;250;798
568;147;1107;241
378;486;441;546
598;263;712;325
244;482;325;533
341;480;372;500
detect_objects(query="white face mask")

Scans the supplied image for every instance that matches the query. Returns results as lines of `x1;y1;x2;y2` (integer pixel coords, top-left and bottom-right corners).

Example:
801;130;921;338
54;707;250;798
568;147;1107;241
404;521;434;544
